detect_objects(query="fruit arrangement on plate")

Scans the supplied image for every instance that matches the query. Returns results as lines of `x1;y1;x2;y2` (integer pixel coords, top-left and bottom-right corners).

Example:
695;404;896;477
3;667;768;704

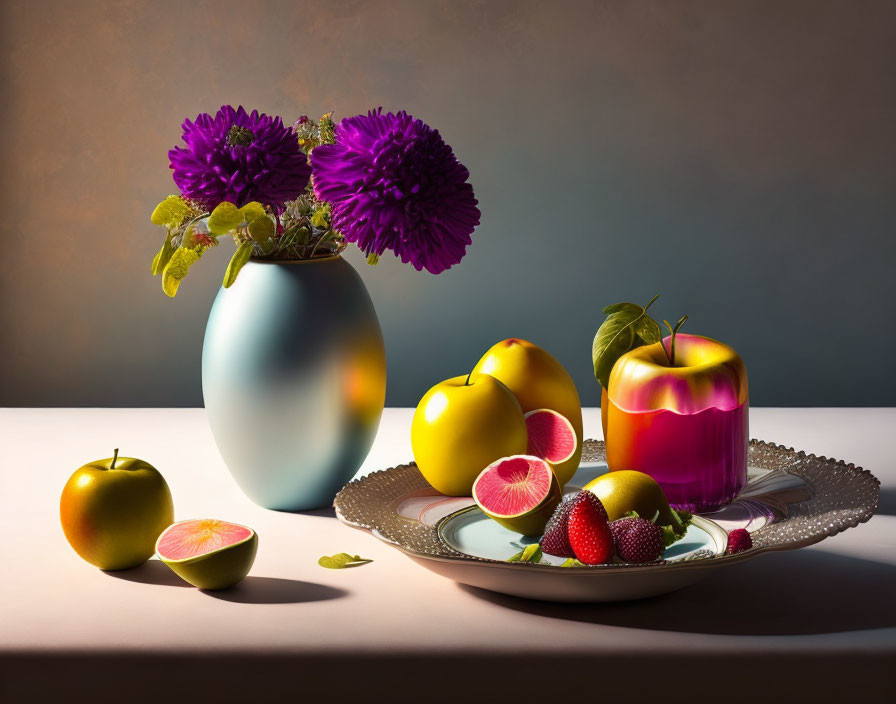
409;298;754;567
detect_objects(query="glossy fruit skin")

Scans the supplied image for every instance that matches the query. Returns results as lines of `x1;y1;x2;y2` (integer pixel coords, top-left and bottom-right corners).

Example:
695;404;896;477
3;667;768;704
583;470;678;526
472;339;583;486
567;492;614;565
158;526;258;590
412;374;528;496
605;334;748;511
60;457;174;570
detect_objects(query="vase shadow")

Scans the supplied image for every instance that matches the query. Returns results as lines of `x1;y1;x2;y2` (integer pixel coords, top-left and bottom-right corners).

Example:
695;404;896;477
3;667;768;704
459;548;896;636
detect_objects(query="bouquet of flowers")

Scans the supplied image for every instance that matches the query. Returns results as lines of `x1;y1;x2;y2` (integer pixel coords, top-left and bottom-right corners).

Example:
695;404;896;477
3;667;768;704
150;106;481;296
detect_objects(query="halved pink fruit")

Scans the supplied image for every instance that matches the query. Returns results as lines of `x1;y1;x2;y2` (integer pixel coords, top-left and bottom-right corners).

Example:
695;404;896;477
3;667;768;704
156;519;257;590
472;455;562;536
525;408;577;465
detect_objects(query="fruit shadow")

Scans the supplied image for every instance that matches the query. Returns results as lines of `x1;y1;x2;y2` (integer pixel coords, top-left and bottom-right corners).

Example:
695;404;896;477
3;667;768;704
105;560;347;604
460;548;896;636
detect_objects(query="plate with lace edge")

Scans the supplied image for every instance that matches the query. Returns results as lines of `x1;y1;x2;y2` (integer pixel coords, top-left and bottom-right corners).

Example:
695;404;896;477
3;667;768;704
334;439;879;602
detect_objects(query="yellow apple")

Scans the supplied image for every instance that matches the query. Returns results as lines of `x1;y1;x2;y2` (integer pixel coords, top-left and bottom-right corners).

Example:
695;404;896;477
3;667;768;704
472;339;583;486
411;373;528;496
60;450;174;570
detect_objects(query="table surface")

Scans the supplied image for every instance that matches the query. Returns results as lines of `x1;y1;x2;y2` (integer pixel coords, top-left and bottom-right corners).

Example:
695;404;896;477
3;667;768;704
2;407;894;703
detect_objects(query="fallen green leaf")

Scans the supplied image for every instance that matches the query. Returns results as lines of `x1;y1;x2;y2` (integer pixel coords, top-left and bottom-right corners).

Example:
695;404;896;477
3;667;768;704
318;553;373;569
560;558;585;567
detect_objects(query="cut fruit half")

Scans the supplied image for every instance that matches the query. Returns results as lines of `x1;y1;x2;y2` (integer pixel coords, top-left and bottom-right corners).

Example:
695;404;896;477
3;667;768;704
156;519;258;590
472;455;561;536
524;408;578;465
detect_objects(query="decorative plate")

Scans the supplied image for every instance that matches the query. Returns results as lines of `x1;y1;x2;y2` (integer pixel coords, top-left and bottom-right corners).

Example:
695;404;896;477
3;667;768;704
335;439;879;602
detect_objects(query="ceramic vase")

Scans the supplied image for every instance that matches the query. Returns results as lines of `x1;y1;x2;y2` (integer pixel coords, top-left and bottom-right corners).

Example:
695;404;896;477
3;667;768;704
202;256;386;511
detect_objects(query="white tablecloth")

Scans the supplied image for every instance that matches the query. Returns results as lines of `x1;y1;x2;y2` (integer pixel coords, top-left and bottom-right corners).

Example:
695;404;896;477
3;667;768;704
1;408;893;703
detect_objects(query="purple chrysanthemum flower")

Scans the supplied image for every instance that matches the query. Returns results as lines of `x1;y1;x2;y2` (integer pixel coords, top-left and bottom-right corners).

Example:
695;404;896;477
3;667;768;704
311;109;480;274
169;105;310;209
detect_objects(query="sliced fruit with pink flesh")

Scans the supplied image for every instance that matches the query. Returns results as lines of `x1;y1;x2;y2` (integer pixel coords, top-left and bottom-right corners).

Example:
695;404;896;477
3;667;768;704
472;455;561;536
524;408;578;466
156;519;258;590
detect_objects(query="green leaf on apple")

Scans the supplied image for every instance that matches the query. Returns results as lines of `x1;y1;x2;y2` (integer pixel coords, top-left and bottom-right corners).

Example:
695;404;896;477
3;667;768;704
592;294;661;388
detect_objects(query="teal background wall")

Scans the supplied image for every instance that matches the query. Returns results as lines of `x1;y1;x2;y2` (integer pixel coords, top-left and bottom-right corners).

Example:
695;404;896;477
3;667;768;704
1;0;894;407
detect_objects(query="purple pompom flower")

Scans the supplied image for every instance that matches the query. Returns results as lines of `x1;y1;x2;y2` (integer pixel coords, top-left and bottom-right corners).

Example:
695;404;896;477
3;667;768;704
169;105;310;210
311;109;480;274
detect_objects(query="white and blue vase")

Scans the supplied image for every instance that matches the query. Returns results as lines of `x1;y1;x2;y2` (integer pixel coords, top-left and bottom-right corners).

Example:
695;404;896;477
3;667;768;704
202;255;386;511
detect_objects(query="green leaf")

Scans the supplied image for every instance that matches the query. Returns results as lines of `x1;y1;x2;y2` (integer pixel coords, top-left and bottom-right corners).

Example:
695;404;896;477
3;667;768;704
634;315;661;344
592;312;637;388
206;202;244;236
151;234;176;276
310;203;330;229
161;247;201;298
592;294;661;388
561;558;586;567
151;195;190;229
660;511;692;547
248;216;275;254
317;553;373;569
239;201;266;223
277;226;301;251
223;241;255;288
507;543;543;563
602;302;642;316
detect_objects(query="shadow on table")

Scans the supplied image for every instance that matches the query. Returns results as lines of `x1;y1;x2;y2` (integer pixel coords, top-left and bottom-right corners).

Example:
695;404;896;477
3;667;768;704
103;559;192;588
290;506;337;519
202;577;346;604
105;560;347;604
460;548;896;636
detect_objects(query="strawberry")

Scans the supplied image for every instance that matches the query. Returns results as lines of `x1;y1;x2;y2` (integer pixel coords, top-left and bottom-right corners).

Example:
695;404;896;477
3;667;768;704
567;491;613;564
611;517;664;562
726;528;752;554
541;494;577;558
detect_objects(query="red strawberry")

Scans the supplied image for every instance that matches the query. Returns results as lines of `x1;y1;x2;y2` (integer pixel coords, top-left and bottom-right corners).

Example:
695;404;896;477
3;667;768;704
611;517;664;562
726;528;752;554
541;494;577;557
567;491;613;565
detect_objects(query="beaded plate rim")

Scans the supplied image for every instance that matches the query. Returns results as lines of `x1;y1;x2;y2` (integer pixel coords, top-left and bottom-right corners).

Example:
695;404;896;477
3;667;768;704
334;438;880;574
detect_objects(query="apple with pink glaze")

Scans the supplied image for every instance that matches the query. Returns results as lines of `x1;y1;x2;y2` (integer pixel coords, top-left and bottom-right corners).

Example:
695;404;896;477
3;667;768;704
605;333;748;512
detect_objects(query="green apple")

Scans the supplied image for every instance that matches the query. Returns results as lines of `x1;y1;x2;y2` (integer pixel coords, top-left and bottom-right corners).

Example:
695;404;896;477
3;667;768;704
60;449;174;570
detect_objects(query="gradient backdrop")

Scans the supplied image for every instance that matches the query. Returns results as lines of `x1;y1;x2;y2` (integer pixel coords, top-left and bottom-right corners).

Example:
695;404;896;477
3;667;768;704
2;0;894;408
